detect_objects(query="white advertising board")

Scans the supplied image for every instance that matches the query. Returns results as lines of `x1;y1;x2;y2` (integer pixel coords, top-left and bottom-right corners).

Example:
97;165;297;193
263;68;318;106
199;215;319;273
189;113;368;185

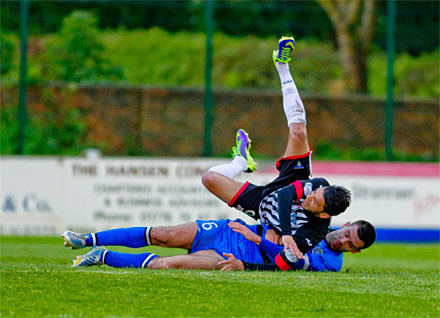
0;156;439;235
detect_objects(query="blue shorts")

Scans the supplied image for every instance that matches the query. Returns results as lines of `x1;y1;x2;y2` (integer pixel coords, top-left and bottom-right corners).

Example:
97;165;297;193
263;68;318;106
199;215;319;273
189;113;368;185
190;219;268;264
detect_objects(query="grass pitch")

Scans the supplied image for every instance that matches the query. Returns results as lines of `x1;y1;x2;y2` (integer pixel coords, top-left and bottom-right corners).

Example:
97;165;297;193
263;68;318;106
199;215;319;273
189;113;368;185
1;236;439;318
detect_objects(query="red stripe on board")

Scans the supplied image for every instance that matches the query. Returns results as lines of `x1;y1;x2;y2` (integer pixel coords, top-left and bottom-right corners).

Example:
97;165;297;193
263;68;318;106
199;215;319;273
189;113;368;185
228;181;250;207
312;161;440;177
261;161;439;177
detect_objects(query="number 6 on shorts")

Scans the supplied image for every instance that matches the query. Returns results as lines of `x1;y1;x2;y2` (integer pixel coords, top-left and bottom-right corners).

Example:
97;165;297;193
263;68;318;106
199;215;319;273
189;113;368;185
202;222;219;231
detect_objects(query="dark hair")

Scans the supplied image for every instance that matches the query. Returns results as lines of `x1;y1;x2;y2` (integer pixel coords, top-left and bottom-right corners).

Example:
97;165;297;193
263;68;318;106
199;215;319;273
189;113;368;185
352;220;376;250
323;185;351;216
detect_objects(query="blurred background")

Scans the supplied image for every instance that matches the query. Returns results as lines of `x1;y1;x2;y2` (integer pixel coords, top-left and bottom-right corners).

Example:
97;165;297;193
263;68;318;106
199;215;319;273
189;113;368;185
1;0;439;160
0;0;439;238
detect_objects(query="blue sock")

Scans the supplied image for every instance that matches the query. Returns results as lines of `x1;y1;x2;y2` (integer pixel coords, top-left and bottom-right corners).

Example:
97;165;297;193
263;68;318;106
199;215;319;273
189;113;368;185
103;251;158;268
85;227;152;248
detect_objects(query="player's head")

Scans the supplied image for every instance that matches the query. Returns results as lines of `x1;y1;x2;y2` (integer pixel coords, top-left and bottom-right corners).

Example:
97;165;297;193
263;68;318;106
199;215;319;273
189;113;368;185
301;185;351;218
323;185;351;216
326;220;376;253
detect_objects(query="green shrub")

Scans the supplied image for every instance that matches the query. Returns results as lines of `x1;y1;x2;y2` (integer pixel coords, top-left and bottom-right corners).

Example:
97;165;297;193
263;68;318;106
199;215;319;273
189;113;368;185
394;49;440;98
0;32;15;76
102;28;342;93
102;27;205;86
314;140;437;162
0;106;19;154
5;24;438;98
45;11;124;83
1;99;94;155
104;28;439;98
368;48;440;98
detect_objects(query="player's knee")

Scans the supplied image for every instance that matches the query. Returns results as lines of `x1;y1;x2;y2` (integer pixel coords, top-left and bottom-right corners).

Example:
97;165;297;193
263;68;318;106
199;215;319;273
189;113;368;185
150;227;172;245
148;257;172;269
289;124;307;143
201;170;217;190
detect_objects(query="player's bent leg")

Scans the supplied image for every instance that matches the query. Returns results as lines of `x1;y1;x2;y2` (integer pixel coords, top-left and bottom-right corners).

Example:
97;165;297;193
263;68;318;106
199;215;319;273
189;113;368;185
202;171;245;204
147;250;224;270
71;247;107;267
283;123;310;157
202;128;256;203
151;222;198;250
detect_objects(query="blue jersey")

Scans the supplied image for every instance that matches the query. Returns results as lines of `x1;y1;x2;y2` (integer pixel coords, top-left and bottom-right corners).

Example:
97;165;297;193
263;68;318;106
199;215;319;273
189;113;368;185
190;219;271;264
252;235;343;272
191;219;343;272
300;239;343;272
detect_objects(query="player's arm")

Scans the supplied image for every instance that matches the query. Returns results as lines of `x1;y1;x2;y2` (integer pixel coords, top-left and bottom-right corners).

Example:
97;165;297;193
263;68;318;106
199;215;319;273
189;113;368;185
276;185;304;259
275;246;341;272
220;253;280;271
235;247;340;272
276;178;329;233
293;221;329;253
228;221;283;260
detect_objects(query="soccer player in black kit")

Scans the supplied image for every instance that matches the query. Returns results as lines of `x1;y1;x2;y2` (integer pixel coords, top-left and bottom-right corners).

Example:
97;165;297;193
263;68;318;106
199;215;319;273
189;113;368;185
202;36;351;260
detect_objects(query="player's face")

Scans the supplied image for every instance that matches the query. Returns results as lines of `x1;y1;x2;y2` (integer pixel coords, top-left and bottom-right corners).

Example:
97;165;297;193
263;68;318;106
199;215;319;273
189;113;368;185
301;187;326;214
326;224;365;253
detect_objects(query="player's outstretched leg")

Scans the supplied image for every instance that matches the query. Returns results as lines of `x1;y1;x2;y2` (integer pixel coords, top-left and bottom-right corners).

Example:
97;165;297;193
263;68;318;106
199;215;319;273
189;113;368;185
202;129;256;203
62;227;152;249
273;36;309;157
62;223;198;250
71;246;159;269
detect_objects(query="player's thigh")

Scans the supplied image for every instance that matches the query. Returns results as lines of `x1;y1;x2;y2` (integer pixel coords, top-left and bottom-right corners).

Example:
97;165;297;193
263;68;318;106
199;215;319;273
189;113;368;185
149;250;223;270
202;171;245;203
151;222;198;249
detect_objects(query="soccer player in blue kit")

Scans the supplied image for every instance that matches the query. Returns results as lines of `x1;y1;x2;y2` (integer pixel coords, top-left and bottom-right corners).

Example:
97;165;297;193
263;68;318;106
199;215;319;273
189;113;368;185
62;218;375;272
202;36;351;259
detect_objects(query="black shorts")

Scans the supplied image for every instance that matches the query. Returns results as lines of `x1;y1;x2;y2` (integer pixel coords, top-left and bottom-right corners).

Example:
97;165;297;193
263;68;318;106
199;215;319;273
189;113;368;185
228;151;312;220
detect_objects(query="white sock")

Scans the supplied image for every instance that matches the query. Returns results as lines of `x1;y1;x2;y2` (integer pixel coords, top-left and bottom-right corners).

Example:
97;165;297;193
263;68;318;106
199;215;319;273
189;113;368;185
276;62;306;126
208;156;248;179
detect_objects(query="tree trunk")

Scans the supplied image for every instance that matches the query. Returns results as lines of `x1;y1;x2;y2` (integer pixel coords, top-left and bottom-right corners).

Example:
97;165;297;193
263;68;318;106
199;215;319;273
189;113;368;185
336;27;368;93
316;0;376;94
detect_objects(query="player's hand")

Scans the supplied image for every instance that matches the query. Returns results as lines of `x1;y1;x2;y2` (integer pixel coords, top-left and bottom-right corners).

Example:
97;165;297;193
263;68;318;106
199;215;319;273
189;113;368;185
219;253;245;271
228;221;261;244
281;235;304;259
265;229;282;245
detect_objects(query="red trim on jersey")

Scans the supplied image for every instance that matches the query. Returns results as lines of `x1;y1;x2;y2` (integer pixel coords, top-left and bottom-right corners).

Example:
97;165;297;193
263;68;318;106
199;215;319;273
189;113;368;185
276;150;312;169
275;253;290;271
291;180;303;199
228;181;250;207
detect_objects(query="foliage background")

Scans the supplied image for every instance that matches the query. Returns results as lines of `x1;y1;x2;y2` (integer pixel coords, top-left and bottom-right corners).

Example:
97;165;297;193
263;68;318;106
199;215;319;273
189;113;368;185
0;1;438;159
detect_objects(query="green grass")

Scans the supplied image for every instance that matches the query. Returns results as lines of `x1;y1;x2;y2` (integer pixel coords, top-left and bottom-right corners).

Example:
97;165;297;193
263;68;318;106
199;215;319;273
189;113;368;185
1;237;439;317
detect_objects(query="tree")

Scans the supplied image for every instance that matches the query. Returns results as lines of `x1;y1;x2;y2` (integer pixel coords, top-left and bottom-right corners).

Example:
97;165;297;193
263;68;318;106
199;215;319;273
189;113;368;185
0;33;15;75
46;11;124;83
316;0;377;93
